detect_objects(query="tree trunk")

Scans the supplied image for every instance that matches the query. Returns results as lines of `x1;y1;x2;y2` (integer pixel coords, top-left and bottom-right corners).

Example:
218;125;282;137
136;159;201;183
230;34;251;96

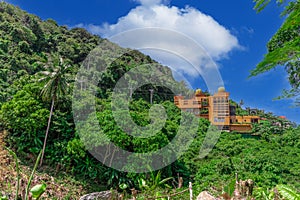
39;97;55;167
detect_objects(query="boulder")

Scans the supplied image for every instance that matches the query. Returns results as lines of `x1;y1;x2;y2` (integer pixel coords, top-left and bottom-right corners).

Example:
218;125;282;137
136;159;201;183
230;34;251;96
79;190;119;200
197;191;217;200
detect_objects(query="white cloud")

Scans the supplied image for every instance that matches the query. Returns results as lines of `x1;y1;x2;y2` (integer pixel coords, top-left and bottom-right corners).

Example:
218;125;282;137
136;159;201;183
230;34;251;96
76;1;241;87
133;0;169;6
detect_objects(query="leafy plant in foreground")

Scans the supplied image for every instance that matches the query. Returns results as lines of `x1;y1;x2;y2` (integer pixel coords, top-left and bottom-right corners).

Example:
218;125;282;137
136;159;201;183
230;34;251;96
3;148;46;200
276;184;300;200
25;150;45;200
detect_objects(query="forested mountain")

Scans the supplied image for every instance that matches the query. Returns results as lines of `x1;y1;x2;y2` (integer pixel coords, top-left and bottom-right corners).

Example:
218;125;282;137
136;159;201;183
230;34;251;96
0;2;299;199
0;2;100;102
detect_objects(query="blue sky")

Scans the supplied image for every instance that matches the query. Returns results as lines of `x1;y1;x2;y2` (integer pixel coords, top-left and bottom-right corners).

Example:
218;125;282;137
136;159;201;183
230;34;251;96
6;0;300;124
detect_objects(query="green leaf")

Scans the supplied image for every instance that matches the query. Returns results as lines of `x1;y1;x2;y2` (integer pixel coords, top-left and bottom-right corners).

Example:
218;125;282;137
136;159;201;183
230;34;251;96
30;184;46;199
119;183;128;190
138;178;147;188
0;195;9;200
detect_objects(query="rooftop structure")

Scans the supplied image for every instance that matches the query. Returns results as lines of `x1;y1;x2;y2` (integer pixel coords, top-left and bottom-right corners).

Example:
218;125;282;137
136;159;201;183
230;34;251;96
174;87;260;132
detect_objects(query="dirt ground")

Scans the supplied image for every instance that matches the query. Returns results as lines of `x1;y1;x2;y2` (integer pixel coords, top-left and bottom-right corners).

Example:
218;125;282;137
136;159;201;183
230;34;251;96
0;131;85;200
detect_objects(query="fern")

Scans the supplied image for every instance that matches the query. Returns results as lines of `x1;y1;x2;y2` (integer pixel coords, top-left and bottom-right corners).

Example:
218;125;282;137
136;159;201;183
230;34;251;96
276;184;300;200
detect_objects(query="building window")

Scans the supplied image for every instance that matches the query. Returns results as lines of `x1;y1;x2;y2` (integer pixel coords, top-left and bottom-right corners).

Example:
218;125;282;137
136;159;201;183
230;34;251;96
194;108;200;115
193;101;201;105
186;108;193;113
251;118;259;123
214;117;225;123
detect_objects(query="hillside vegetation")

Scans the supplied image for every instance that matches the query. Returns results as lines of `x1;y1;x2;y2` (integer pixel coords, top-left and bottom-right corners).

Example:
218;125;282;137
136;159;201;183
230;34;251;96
0;2;299;199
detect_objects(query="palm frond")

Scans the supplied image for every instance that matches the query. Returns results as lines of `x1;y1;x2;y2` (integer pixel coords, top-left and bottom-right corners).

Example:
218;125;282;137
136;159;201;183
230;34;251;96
36;56;74;102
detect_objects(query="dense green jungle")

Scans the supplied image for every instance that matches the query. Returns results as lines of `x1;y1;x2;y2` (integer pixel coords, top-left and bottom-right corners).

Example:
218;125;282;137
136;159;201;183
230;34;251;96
0;2;299;200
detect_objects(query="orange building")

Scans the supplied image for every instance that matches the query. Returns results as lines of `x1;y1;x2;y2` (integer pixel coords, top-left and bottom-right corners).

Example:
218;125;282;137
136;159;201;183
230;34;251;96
174;87;260;132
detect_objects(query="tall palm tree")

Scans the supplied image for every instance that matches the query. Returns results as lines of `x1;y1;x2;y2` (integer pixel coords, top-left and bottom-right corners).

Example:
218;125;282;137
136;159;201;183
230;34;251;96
38;56;73;166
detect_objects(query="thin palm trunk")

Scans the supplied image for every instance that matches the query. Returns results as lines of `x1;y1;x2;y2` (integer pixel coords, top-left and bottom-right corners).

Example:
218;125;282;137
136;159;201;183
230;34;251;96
39;96;55;167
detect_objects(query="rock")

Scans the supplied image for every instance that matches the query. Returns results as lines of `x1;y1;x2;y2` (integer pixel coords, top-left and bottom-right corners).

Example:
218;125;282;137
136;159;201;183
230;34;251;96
79;190;119;200
197;191;217;200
